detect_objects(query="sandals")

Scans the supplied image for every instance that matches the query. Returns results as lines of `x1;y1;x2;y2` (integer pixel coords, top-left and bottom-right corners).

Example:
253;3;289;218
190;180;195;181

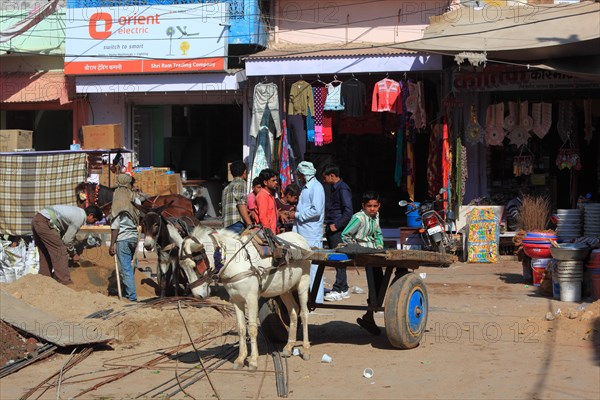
357;317;381;336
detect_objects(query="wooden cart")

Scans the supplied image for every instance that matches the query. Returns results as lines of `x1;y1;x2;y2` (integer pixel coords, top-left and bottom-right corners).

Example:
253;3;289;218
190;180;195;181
259;249;457;349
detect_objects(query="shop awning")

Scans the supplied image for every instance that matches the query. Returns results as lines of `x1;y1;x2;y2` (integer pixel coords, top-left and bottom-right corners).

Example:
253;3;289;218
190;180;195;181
75;70;247;93
0;72;74;104
244;43;442;76
394;2;600;63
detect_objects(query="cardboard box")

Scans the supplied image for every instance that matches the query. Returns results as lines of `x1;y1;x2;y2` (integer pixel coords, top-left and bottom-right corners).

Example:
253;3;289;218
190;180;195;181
0;130;33;152
82;124;123;149
155;173;182;195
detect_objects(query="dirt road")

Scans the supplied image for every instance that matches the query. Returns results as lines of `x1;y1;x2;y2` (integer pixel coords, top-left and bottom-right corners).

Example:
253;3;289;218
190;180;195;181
1;252;599;399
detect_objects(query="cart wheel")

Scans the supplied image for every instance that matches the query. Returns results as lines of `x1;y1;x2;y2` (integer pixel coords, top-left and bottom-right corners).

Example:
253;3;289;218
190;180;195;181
384;273;428;349
258;297;290;343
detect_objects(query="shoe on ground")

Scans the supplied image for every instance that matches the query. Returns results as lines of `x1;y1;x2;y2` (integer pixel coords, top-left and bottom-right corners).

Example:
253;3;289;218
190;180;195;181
340;290;350;299
324;291;343;301
356;317;381;335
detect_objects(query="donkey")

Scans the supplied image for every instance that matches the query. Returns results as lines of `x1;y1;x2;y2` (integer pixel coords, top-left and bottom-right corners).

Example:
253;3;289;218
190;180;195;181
167;225;313;371
135;203;204;297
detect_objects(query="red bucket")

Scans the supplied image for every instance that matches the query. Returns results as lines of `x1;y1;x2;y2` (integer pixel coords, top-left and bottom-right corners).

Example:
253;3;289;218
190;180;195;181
531;258;551;287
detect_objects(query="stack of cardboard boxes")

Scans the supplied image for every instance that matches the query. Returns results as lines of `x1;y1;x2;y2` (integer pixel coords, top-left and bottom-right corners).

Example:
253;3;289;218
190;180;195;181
100;166;182;195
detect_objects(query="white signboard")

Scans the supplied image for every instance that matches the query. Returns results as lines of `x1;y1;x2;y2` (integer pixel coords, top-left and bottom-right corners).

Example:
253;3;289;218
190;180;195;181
65;3;228;75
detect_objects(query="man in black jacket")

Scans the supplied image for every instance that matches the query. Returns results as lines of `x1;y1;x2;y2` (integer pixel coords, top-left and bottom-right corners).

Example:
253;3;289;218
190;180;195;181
322;163;354;301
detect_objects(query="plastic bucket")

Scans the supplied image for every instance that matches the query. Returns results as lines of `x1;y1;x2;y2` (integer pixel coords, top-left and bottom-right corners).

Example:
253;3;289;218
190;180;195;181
406;202;421;228
560;280;582;302
531;258;551;287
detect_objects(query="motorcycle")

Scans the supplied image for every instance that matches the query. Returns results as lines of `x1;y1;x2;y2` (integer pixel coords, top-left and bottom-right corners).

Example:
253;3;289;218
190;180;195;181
399;189;457;254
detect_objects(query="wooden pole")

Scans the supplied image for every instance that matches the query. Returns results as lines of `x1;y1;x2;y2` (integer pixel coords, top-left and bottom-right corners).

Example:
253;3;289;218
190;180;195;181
114;255;122;300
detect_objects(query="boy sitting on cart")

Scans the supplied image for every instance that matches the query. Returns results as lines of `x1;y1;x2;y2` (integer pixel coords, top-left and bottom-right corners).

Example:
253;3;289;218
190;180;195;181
341;190;384;335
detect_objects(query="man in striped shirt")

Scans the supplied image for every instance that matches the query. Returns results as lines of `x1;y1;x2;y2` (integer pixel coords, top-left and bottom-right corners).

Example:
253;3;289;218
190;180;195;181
342;191;384;335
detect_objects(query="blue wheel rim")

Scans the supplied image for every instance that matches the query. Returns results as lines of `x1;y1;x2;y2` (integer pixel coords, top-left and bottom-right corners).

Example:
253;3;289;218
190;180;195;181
406;287;426;335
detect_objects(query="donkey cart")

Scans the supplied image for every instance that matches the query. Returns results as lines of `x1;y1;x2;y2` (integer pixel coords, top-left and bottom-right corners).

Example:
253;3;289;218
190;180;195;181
259;249;457;349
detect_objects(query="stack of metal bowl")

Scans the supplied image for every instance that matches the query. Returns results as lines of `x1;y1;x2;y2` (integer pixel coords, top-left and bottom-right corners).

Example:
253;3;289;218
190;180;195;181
583;203;600;237
550;243;590;302
556;209;582;241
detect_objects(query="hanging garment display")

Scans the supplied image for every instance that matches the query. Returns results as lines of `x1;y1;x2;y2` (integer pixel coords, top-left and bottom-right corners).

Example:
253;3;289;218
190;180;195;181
312;85;328;146
465;104;484;143
322;113;333;144
507;101;531;148
441;119;451;211
485;102;505;146
250;82;282;138
306;107;315;143
341;77;366;118
324;80;344;111
583;99;594;143
405;81;427;130
371;78;401;113
557;100;574;143
531;102;552;139
287;115;306;163
288;80;314;116
427;124;441;198
279;123;292;191
249;108;274;192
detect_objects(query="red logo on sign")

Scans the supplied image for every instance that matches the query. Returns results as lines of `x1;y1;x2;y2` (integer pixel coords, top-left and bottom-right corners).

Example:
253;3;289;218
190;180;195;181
89;12;112;40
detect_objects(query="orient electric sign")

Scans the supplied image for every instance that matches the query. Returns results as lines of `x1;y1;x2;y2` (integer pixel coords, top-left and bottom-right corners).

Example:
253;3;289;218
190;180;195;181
88;12;162;39
65;3;228;75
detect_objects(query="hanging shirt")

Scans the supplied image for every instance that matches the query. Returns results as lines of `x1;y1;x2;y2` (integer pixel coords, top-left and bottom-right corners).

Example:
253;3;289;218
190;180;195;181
324;82;344;111
288;80;315;116
341;79;366;118
372;78;402;114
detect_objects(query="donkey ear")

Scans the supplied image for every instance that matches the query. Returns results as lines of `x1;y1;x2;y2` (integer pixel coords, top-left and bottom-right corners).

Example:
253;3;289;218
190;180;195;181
166;223;183;247
132;202;148;216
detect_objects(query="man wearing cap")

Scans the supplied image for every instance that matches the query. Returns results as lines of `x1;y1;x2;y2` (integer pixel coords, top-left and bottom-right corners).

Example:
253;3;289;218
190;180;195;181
108;174;143;302
289;161;326;303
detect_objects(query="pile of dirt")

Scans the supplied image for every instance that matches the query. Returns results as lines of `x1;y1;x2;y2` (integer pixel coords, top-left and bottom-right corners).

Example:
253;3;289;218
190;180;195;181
70;247;158;298
0;274;231;347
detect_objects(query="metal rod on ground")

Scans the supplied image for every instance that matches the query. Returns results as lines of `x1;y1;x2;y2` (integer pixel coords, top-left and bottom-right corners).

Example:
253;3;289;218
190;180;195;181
114;255;122;300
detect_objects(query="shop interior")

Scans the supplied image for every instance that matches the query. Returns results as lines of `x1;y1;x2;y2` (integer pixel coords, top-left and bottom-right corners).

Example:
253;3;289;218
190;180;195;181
1;109;72;151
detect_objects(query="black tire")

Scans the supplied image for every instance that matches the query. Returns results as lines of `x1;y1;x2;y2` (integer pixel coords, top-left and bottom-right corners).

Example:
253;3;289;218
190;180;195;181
258;297;290;343
384;273;428;349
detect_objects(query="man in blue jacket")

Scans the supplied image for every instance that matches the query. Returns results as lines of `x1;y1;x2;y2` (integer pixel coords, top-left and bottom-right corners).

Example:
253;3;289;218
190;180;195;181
322;163;353;301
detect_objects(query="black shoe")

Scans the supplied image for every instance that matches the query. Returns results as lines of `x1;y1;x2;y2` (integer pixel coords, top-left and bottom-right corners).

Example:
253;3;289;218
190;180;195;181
357;317;381;335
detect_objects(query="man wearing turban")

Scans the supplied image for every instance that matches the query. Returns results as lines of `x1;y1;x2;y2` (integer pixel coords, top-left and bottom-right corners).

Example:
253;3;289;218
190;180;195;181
290;161;326;303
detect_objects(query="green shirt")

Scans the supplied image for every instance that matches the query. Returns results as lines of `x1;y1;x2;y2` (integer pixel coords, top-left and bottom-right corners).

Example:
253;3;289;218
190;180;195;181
341;209;384;249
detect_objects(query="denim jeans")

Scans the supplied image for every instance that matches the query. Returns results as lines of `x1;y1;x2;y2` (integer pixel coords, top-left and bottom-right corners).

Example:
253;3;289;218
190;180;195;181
115;239;138;301
225;221;245;234
326;230;348;292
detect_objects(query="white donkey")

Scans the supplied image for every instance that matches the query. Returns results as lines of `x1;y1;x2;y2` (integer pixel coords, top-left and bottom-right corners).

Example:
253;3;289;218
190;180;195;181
167;225;313;370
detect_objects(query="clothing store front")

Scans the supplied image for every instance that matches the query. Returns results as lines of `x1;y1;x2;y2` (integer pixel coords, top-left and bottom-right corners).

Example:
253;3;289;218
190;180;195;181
245;47;443;224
